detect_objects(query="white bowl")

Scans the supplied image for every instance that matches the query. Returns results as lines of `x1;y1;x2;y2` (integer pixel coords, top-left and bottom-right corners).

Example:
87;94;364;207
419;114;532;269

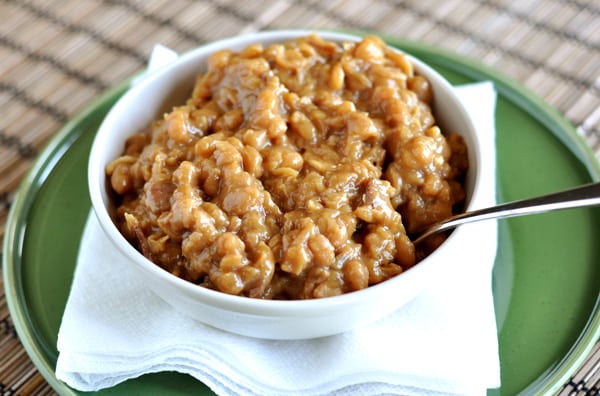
88;30;483;340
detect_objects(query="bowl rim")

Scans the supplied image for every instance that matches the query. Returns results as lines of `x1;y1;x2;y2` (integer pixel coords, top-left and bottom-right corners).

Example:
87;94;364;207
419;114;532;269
88;29;483;316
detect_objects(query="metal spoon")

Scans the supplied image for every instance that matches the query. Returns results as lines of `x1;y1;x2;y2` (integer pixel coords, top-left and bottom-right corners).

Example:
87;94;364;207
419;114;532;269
412;181;600;244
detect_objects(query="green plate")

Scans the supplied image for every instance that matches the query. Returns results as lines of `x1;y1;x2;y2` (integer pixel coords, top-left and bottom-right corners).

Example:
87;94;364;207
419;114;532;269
4;38;600;396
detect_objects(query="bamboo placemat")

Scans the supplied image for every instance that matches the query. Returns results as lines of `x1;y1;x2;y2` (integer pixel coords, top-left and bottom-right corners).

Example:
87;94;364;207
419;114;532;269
1;0;599;394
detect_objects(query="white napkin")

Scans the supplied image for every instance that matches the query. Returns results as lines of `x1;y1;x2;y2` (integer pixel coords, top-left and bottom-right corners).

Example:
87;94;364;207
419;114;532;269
56;81;499;395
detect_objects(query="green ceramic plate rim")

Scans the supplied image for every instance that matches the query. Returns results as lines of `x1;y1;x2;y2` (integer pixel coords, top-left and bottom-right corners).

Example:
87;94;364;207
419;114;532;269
3;35;600;395
2;80;131;395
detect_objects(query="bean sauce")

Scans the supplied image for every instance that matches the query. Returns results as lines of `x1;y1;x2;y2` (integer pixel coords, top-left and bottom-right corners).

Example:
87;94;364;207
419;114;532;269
106;35;468;299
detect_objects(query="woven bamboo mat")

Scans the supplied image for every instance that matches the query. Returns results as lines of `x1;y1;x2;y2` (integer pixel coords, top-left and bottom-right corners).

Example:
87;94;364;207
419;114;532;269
1;0;599;394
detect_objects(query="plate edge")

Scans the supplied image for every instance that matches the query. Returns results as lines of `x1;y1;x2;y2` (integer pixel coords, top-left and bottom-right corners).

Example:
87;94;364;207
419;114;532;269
2;79;132;395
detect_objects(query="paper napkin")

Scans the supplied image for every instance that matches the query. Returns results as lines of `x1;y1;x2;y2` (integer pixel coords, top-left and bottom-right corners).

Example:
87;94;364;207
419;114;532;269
56;81;499;395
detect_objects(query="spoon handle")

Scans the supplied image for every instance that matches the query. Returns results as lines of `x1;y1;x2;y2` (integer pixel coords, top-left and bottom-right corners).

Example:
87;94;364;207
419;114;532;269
413;181;600;244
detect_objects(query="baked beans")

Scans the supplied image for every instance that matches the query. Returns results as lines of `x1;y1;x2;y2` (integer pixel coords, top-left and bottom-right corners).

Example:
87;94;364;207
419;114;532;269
106;34;468;299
